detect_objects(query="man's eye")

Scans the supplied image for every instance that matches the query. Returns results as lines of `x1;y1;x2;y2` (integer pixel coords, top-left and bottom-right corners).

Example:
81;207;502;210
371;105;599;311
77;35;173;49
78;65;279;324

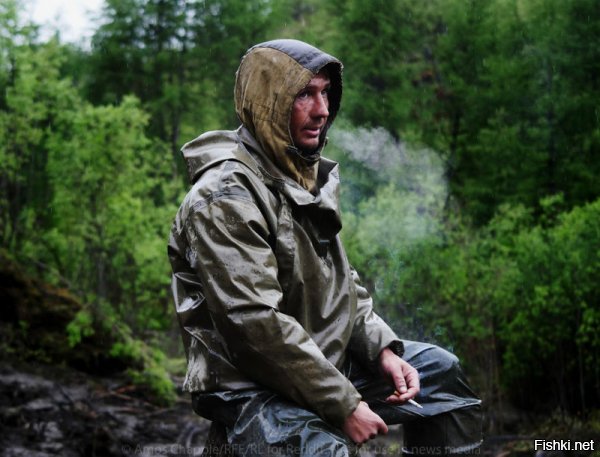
297;91;309;99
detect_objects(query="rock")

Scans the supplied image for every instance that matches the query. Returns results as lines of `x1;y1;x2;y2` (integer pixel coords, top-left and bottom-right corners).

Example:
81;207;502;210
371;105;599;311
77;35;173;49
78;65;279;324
0;253;133;376
0;361;210;456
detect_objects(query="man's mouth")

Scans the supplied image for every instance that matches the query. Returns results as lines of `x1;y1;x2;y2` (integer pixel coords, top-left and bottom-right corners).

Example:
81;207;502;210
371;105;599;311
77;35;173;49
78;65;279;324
304;127;322;137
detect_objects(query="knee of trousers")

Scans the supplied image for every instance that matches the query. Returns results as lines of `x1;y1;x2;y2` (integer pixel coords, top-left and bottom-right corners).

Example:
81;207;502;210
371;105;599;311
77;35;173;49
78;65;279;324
420;344;462;385
432;345;460;370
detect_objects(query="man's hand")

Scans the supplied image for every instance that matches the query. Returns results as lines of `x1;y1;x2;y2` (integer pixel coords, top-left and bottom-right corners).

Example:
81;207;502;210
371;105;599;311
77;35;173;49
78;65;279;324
342;401;388;444
379;347;420;403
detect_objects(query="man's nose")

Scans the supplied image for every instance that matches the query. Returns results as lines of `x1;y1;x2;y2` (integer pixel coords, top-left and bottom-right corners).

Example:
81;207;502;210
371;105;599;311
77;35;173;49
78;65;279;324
312;94;329;118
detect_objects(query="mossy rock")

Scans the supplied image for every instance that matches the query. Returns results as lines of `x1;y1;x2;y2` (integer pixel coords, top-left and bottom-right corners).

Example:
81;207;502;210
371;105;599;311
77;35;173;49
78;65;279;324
0;253;131;375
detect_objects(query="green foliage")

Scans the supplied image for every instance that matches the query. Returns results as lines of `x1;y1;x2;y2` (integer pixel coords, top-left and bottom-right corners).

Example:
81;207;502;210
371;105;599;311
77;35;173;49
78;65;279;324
1;10;178;336
110;325;177;405
330;0;421;137
329;0;600;224
371;197;600;413
502;198;600;410
66;309;95;347
86;0;280;159
439;0;599;223
3;0;600;423
65;300;177;405
126;348;177;406
41;95;175;329
0;39;78;249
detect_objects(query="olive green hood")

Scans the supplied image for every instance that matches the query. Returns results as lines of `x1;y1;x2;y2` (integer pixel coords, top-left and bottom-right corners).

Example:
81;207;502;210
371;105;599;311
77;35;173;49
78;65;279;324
234;39;342;191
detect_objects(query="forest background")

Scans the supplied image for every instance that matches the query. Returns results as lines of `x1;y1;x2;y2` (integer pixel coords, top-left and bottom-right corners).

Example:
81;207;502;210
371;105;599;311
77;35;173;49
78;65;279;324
1;0;599;439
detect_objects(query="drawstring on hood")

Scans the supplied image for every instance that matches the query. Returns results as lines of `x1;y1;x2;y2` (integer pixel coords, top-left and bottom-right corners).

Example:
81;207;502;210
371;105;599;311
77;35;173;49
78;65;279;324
234;39;343;192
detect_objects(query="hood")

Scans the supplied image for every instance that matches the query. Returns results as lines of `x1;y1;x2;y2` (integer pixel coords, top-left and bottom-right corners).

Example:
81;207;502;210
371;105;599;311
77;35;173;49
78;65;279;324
234;39;343;192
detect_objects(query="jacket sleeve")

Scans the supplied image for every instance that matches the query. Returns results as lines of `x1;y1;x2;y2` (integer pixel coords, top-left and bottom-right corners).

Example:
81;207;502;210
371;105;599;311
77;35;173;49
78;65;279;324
184;192;361;427
348;266;404;370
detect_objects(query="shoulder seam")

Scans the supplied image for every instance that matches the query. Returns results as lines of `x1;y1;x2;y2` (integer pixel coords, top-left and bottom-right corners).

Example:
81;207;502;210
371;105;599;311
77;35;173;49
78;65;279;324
190;188;255;213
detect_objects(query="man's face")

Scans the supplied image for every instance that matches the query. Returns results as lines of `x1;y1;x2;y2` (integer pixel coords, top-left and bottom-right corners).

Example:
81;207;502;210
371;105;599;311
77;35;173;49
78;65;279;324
290;70;331;153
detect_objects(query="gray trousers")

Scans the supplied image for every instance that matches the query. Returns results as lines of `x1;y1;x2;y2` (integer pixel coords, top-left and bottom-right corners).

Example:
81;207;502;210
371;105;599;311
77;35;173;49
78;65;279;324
193;341;483;456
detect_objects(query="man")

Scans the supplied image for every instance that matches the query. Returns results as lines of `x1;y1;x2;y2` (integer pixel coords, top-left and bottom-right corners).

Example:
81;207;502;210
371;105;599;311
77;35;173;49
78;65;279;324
168;39;482;456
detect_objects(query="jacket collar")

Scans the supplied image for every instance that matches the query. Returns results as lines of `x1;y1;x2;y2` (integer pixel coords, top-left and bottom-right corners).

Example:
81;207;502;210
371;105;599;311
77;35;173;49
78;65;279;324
239;126;343;237
239;127;338;202
181;126;343;238
181;129;260;184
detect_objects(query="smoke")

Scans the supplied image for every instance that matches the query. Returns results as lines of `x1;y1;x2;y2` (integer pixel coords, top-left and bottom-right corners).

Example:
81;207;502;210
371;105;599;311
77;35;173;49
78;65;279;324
329;125;448;246
329;125;449;342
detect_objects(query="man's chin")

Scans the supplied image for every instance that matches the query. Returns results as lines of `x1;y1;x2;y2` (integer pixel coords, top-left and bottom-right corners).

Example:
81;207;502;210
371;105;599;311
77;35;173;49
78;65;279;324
296;144;321;159
297;138;321;152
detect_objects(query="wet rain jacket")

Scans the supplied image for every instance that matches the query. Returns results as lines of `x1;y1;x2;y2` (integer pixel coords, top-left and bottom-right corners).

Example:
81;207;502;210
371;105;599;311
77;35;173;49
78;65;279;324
168;39;403;428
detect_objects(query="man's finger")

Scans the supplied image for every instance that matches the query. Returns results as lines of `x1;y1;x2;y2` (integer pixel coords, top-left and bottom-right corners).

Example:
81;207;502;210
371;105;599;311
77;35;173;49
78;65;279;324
405;366;420;389
393;374;408;394
378;420;389;435
400;364;420;398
